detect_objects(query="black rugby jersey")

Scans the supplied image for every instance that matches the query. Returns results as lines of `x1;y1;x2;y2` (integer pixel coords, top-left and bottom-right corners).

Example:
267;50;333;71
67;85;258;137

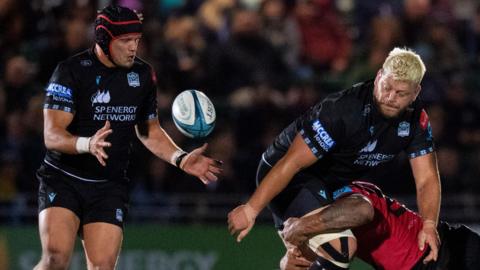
43;49;158;181
263;80;435;189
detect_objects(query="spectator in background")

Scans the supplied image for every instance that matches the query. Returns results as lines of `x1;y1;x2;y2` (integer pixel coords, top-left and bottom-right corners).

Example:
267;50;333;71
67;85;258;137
155;15;207;92
37;18;91;84
259;0;301;70
0;84;5;135
3;55;39;113
0;156;18;203
401;0;431;47
197;0;236;43
294;0;351;74
0;0;37;56
0;111;27;206
348;15;404;85
206;8;290;95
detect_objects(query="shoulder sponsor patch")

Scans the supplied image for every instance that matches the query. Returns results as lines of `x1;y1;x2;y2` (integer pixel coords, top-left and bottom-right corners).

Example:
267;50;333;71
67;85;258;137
46;83;73;98
311;120;335;151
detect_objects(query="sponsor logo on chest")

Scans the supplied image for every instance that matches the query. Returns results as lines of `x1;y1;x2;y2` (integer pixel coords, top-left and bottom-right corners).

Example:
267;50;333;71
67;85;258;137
354;139;395;167
90;81;138;122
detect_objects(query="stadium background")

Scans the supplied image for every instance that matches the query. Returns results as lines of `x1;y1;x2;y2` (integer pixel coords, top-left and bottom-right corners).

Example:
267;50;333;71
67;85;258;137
0;0;479;269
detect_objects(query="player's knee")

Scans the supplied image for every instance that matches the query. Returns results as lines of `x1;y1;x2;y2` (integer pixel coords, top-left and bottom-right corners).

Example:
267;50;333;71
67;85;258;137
40;249;71;270
309;256;350;270
306;230;357;269
87;257;117;270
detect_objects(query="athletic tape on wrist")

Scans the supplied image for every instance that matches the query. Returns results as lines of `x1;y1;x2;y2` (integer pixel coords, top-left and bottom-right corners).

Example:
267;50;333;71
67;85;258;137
170;150;187;167
76;137;91;154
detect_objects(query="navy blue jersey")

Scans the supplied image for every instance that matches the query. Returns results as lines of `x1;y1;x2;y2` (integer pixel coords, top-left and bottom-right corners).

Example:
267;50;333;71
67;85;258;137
43;49;158;181
263;80;435;189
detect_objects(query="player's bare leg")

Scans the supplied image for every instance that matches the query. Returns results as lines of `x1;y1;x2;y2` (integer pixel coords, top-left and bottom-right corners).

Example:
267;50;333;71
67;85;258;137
82;222;123;270
34;207;80;270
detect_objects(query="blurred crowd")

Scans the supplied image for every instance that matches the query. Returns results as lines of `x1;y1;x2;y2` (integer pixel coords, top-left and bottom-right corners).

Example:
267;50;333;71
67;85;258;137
1;0;480;218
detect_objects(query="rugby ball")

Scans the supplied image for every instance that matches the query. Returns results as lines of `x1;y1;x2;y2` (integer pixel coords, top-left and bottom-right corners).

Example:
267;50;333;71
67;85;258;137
172;90;216;138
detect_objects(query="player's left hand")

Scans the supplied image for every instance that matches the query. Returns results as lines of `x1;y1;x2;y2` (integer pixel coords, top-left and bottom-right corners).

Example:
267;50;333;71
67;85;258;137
418;220;440;264
282;217;309;247
180;143;223;184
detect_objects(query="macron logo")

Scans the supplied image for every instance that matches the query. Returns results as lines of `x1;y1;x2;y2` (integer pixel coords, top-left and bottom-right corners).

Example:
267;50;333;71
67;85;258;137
91;90;111;105
360;140;377;153
48;192;57;203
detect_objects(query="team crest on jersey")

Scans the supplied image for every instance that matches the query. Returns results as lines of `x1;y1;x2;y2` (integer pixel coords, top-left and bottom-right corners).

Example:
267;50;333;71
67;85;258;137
397;121;410;137
127;72;140;87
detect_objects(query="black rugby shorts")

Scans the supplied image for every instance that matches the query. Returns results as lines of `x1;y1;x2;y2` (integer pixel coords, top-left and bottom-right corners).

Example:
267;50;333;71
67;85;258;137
37;165;129;230
256;159;334;230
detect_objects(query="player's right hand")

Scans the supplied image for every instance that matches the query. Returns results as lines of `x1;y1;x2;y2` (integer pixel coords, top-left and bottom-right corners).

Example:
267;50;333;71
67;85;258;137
227;203;258;242
89;120;113;166
280;249;313;270
418;220;440;264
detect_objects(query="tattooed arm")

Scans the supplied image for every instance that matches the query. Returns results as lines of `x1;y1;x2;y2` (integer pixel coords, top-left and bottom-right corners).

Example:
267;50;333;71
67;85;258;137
282;194;374;247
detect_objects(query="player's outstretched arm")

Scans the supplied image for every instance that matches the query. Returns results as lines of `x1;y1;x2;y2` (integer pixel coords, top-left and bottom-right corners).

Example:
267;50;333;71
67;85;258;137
282;194;374;247
228;133;317;242
136;118;222;184
44;109;112;166
410;152;441;263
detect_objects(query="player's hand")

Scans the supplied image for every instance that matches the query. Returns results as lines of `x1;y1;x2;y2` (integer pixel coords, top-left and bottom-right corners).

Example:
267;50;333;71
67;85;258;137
280;249;313;270
180;143;223;184
418;220;440;264
227;203;258;242
89;121;113;166
282;217;309;247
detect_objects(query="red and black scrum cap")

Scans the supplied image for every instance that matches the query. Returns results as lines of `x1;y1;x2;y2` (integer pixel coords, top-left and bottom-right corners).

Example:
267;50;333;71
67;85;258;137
94;5;142;56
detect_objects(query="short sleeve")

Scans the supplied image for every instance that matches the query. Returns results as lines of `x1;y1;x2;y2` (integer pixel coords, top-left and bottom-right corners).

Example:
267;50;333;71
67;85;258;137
299;100;344;159
138;66;158;121
406;109;435;159
43;62;76;114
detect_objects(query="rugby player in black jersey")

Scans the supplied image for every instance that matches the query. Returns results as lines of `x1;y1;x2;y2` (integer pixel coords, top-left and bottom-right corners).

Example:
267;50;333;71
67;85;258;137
35;5;222;270
228;48;441;269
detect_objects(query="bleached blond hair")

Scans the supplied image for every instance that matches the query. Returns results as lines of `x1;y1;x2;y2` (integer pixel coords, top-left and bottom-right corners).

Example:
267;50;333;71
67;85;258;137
382;47;426;84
